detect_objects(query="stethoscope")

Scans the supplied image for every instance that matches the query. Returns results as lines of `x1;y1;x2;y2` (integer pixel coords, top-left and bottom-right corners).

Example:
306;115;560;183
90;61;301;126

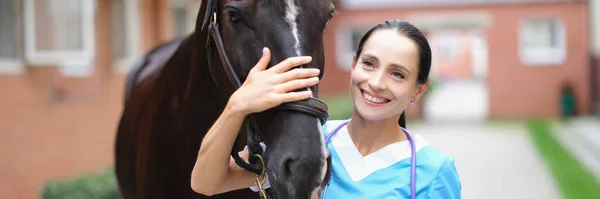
321;120;417;199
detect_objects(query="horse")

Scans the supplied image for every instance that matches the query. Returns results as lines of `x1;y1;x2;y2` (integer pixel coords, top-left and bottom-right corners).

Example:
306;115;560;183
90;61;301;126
115;0;336;198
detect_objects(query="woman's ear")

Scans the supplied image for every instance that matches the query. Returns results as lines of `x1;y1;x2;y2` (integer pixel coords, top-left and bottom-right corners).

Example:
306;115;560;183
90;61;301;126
413;80;430;102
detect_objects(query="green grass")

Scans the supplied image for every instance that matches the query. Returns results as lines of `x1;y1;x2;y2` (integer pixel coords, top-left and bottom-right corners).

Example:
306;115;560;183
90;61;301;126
526;120;600;199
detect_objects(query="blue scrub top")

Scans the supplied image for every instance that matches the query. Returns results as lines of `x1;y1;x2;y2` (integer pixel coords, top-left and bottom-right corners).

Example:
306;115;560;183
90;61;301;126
320;120;462;199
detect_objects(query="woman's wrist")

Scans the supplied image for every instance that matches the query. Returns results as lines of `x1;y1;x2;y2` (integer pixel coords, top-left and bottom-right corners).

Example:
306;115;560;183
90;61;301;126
224;99;249;120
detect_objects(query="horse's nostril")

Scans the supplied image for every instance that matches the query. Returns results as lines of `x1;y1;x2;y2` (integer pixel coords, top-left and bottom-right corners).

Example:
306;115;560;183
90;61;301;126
280;155;296;180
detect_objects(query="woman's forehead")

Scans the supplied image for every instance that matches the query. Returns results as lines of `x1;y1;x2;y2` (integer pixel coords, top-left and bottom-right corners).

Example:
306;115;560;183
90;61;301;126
361;30;420;71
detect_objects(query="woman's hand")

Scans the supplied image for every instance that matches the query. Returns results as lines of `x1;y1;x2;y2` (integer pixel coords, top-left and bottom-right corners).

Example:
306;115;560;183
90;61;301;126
227;47;320;116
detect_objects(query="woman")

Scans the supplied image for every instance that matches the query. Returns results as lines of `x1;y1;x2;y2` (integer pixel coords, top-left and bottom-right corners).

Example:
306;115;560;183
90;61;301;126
191;19;461;198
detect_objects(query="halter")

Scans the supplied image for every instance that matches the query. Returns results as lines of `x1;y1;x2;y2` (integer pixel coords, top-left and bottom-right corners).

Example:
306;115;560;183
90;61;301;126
201;1;329;197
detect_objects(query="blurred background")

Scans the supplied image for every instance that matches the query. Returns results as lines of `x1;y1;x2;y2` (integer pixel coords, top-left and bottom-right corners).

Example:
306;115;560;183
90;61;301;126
1;0;599;198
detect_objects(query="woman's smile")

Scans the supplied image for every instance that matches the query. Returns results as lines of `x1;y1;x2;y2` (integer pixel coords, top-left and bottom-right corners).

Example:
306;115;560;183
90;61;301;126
359;88;391;106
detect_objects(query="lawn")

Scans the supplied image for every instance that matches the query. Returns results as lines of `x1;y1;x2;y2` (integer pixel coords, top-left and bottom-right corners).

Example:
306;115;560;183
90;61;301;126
526;120;600;199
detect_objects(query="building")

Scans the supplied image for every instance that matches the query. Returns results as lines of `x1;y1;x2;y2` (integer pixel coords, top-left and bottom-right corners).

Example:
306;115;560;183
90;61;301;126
0;0;196;198
321;0;592;120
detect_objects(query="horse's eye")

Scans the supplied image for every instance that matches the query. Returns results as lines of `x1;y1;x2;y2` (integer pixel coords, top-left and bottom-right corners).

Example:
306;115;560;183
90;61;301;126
225;7;242;24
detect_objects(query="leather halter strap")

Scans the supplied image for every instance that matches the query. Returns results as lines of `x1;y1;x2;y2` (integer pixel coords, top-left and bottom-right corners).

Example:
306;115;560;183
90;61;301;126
203;0;329;175
276;98;329;124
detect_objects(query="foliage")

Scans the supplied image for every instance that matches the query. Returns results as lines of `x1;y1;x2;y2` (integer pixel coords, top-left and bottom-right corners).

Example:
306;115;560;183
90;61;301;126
41;167;119;199
322;93;354;120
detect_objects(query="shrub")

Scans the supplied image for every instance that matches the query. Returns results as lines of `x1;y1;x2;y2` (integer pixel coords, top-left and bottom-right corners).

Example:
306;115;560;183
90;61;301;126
41;167;119;199
322;93;354;120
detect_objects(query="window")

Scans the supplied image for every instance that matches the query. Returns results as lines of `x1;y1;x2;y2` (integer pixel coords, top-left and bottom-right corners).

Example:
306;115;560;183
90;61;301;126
172;7;190;38
519;18;566;66
0;0;23;74
171;0;199;38
435;31;461;59
336;26;369;71
24;0;95;76
112;0;141;73
112;0;128;61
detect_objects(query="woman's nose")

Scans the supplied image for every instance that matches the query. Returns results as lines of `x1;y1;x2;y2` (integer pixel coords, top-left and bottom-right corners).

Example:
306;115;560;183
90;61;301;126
367;72;386;91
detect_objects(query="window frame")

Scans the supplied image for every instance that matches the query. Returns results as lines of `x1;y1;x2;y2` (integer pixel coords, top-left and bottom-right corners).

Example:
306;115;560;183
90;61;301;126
335;25;370;71
23;0;96;72
518;17;567;66
0;0;24;75
112;0;142;74
171;0;200;38
435;30;462;60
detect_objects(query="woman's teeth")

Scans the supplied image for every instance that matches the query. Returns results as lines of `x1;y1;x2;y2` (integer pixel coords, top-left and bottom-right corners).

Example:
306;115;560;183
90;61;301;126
363;92;389;104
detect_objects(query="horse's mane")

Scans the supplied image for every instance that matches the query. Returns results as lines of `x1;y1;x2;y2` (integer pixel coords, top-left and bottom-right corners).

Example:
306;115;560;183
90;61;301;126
143;0;217;111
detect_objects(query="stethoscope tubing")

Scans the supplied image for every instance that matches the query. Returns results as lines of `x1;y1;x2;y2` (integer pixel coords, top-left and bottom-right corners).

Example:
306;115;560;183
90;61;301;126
323;120;417;199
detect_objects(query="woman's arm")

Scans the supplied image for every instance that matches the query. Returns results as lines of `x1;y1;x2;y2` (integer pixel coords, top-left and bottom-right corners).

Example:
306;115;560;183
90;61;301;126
191;47;320;195
191;105;251;195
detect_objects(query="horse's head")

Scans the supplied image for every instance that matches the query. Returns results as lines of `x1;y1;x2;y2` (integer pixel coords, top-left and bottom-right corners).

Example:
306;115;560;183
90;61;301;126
198;0;335;198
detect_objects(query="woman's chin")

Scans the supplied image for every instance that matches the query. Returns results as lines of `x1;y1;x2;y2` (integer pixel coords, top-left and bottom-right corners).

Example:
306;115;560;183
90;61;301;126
355;107;387;121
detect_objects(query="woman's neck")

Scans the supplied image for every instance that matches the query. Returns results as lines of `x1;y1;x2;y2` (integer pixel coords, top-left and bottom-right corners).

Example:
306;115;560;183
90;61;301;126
347;111;408;157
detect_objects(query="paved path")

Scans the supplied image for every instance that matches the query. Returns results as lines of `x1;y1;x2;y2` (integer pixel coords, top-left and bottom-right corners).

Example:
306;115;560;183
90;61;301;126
408;122;561;199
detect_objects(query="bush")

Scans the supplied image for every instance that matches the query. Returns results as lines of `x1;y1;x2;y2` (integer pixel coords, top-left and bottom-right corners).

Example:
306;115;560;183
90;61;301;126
41;167;119;199
322;93;354;120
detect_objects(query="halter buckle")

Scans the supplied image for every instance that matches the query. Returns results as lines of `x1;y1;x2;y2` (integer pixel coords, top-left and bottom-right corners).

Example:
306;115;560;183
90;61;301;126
253;154;267;199
255;175;267;199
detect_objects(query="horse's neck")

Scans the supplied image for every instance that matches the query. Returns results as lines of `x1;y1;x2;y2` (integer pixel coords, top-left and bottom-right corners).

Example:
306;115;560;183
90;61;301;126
183;32;250;150
139;34;222;127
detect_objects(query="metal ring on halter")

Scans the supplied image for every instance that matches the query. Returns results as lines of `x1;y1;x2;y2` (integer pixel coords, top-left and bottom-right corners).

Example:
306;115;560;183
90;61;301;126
254;154;267;199
212;12;217;25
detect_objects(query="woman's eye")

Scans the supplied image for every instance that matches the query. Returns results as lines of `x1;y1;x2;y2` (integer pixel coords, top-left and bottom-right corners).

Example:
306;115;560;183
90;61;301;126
391;71;405;79
362;61;375;68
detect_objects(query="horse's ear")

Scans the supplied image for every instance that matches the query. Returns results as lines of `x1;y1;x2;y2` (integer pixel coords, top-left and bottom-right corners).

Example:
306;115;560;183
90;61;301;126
199;0;217;32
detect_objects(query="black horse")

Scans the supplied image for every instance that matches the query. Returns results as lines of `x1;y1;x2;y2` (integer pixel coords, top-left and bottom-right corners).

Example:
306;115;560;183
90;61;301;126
115;0;336;198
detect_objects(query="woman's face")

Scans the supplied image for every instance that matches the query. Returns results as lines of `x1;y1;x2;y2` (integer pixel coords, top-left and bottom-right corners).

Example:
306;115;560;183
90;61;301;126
350;29;428;121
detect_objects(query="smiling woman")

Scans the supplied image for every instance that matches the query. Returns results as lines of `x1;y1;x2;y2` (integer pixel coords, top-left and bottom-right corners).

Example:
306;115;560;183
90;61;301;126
315;19;461;199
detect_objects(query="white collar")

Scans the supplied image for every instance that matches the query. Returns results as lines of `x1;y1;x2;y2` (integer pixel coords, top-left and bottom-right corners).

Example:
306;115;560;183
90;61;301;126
331;124;429;182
